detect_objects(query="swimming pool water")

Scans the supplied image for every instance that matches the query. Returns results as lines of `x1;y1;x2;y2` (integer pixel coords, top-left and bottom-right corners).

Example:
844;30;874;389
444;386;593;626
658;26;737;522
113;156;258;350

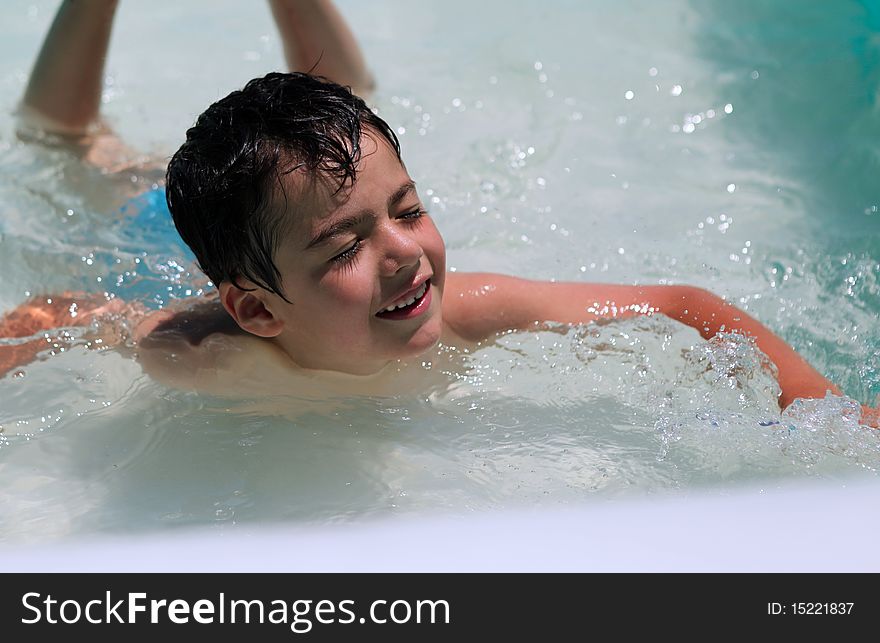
0;0;878;544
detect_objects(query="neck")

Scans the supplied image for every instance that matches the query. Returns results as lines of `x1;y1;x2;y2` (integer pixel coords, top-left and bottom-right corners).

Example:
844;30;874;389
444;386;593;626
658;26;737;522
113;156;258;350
270;335;395;377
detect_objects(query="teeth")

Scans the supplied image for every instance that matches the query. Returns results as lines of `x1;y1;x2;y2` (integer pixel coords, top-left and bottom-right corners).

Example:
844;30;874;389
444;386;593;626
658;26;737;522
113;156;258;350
382;282;427;312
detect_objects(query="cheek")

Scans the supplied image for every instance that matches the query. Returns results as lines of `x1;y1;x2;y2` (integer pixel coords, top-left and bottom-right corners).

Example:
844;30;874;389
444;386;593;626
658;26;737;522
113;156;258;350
422;223;446;283
315;268;377;314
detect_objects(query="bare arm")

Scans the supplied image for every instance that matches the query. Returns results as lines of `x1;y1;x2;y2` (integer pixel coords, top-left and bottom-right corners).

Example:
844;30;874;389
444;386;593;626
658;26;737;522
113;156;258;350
268;0;374;96
20;0;120;135
443;273;873;421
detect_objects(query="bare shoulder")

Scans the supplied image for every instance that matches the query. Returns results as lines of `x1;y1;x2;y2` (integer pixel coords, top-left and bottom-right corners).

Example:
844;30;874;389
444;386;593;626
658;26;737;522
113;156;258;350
442;272;543;341
133;299;286;394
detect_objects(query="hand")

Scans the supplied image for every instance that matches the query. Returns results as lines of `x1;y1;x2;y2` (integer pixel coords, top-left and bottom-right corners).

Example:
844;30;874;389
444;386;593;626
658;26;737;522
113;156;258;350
862;405;880;429
0;292;133;379
0;292;125;338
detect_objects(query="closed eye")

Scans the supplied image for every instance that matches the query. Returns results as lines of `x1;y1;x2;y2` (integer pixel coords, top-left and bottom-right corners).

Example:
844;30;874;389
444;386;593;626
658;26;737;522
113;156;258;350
330;207;425;267
398;207;426;221
330;239;362;265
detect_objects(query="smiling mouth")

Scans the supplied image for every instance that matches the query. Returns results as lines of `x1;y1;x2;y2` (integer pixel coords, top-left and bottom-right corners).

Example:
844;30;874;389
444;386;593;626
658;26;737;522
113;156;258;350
376;279;431;320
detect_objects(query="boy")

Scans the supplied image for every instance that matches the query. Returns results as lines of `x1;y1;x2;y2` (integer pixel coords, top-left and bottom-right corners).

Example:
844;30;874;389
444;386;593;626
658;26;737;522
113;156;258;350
3;1;878;424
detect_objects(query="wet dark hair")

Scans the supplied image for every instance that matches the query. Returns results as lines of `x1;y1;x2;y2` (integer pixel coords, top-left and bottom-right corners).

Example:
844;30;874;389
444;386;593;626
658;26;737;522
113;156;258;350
165;72;400;300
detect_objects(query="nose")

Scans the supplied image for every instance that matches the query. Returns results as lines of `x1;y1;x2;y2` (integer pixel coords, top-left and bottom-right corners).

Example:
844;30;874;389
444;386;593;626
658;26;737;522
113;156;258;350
378;223;423;277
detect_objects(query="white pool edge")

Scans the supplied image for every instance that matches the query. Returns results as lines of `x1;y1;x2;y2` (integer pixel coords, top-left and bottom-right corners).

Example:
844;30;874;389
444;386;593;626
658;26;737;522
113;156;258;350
2;478;877;572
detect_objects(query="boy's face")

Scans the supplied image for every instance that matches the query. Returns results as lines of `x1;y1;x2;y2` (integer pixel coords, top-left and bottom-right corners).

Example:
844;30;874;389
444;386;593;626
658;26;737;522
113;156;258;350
266;133;446;375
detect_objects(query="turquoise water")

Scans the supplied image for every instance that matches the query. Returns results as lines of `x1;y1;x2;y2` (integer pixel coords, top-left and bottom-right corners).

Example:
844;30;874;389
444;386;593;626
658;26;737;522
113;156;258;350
0;0;878;544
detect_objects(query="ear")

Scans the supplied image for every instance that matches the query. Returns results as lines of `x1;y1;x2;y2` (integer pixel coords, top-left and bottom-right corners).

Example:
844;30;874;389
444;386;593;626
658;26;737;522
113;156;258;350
218;280;284;338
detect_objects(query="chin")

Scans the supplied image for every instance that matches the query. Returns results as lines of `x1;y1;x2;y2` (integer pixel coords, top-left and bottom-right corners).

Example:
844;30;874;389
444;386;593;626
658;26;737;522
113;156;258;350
402;316;443;358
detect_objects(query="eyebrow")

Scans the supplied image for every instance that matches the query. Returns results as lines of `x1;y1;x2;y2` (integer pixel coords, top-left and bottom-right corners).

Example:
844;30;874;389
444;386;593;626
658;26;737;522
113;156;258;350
306;180;418;249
